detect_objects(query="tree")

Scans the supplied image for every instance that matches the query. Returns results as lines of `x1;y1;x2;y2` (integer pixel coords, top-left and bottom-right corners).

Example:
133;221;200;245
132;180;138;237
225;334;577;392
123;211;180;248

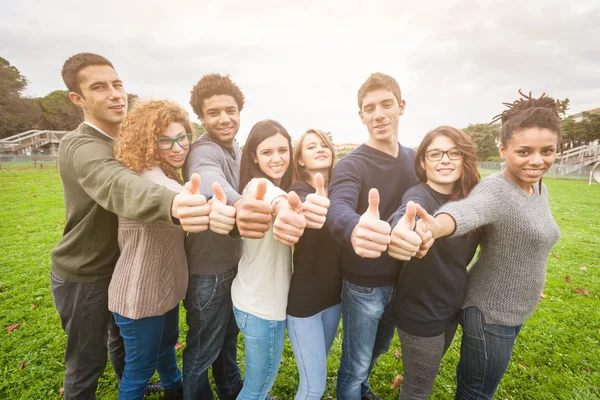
462;123;501;161
37;90;82;131
191;122;206;141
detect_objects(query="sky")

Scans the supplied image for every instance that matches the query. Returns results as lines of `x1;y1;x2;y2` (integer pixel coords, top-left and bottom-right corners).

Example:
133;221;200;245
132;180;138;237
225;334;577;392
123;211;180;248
1;0;598;147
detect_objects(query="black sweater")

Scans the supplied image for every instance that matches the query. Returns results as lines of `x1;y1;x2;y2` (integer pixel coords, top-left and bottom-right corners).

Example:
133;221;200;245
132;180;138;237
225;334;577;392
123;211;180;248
388;183;479;337
326;143;419;287
287;182;342;318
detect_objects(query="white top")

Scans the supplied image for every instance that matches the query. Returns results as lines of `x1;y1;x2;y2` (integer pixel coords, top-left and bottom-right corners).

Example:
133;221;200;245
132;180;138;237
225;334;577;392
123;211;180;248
231;178;292;321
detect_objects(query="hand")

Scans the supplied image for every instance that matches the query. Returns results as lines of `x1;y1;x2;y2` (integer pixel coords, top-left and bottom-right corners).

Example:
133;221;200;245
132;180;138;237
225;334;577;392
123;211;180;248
172;173;211;233
302;173;330;229
350;188;392;258
209;182;236;235
388;201;423;261
234;179;272;238
415;218;434;258
273;191;306;247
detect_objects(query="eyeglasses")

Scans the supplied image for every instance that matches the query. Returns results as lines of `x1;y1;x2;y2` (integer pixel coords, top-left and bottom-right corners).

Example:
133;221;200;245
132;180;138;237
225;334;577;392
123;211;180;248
157;133;192;151
425;148;464;161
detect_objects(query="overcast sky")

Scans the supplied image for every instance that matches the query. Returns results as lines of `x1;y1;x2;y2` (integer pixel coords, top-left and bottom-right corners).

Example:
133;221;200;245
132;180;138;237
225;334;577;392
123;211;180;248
1;0;598;146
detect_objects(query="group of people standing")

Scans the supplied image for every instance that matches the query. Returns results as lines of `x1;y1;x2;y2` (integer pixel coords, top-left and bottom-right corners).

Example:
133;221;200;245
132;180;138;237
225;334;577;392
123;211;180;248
50;52;561;400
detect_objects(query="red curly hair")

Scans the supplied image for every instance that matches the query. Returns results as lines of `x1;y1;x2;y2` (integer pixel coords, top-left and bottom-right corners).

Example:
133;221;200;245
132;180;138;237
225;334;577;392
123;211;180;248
114;100;191;183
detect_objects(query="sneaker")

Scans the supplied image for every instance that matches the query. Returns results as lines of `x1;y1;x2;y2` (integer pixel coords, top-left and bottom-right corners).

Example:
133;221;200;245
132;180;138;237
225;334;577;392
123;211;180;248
361;390;382;400
144;382;164;396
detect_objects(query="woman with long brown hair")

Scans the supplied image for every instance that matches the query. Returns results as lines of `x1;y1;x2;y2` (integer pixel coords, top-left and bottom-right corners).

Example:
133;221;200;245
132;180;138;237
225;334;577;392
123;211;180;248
110;100;192;400
387;126;480;399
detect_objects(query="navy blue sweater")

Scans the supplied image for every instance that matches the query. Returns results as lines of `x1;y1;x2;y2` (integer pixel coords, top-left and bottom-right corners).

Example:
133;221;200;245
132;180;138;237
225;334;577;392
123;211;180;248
326;143;419;287
388;183;479;337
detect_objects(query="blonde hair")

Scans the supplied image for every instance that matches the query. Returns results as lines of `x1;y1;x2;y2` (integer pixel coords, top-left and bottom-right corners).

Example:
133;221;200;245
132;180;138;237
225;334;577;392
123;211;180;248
293;128;336;187
114;100;191;183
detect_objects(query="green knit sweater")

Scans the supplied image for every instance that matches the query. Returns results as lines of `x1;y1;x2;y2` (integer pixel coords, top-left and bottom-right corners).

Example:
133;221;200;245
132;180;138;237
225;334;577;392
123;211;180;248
51;123;177;283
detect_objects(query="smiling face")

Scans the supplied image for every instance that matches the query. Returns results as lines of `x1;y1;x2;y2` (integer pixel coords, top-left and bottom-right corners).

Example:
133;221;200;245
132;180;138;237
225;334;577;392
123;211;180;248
200;94;240;148
252;133;290;186
421;135;464;194
298;133;333;176
156;122;190;169
500;127;559;192
359;88;405;148
70;64;127;136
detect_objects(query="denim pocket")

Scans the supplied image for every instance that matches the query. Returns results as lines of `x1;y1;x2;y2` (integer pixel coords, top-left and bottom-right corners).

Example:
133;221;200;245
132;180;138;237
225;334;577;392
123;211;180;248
194;275;218;310
233;307;247;329
50;271;65;284
346;281;376;297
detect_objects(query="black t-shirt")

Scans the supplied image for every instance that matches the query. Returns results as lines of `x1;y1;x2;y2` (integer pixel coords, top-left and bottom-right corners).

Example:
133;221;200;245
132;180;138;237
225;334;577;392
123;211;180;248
388;183;479;337
286;182;342;318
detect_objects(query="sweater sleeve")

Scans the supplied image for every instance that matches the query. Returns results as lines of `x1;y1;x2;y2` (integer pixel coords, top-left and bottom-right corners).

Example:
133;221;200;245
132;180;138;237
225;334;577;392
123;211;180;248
185;141;242;206
70;140;176;224
326;159;362;247
388;185;432;229
436;176;508;237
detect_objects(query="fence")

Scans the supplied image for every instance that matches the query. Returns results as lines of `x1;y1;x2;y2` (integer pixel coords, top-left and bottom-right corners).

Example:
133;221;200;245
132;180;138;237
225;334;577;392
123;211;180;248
478;161;595;180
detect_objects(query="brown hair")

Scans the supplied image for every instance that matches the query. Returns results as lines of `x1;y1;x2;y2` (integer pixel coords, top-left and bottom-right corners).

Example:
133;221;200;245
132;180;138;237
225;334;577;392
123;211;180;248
491;90;563;147
190;74;245;118
61;53;114;95
114;100;191;183
239;120;294;192
357;72;402;110
293;129;336;188
415;126;480;201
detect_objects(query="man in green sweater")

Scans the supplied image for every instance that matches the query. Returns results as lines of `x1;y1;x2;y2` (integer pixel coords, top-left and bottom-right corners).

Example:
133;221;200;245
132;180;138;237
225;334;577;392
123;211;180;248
50;53;210;400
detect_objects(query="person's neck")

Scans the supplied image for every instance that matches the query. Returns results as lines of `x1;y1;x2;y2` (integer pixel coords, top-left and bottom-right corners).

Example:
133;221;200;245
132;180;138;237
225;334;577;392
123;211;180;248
365;137;399;157
426;180;454;195
85;117;118;138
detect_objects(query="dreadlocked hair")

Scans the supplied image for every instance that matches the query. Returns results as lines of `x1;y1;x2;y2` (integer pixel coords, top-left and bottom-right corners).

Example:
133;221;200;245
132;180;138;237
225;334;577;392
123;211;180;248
491;89;562;147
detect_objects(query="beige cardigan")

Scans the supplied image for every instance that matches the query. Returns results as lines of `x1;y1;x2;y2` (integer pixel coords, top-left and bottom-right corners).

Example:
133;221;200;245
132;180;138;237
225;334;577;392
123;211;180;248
108;167;188;319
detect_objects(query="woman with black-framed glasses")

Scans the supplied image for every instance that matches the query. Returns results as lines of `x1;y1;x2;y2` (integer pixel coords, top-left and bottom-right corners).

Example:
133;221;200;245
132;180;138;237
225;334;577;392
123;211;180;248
387;126;480;400
110;100;193;400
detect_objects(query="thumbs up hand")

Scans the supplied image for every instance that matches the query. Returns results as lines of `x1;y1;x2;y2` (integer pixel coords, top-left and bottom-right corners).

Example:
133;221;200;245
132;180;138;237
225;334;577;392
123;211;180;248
350;188;392;258
273;191;307;247
172;173;211;233
388;201;429;261
209;182;237;235
234;178;272;239
302;173;331;229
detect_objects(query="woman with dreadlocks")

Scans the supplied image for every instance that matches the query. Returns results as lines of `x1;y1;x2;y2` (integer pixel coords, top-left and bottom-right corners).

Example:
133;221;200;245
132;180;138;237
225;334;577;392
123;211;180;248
390;91;561;399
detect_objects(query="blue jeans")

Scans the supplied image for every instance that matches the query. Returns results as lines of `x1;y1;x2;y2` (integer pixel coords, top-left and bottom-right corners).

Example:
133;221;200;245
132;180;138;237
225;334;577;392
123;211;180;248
113;305;182;400
287;304;342;400
233;306;286;400
183;270;242;400
455;307;522;400
337;280;396;400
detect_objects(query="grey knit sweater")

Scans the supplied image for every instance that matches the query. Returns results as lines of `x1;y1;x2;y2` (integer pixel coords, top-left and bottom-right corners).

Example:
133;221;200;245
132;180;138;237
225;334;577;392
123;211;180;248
183;133;243;276
108;168;188;319
437;173;560;326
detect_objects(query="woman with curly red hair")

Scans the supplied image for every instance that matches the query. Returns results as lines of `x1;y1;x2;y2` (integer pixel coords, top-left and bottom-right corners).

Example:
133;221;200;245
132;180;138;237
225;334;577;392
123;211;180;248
110;100;193;400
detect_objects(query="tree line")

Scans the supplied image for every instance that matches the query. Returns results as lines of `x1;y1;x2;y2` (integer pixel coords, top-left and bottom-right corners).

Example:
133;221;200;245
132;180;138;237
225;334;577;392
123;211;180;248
2;57;598;156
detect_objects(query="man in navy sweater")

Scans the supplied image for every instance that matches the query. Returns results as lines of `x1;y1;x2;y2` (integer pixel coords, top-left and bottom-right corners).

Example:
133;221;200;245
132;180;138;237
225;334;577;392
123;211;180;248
327;73;420;400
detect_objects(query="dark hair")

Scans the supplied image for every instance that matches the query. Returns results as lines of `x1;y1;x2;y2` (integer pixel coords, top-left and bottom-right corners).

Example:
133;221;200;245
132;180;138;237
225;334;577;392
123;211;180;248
62;53;115;95
415;126;480;201
190;74;245;118
492;90;562;147
357;72;402;110
293;128;336;188
239;120;294;192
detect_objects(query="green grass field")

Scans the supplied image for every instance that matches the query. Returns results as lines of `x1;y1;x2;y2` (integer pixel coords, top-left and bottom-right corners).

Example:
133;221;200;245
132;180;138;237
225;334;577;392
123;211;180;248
1;166;599;399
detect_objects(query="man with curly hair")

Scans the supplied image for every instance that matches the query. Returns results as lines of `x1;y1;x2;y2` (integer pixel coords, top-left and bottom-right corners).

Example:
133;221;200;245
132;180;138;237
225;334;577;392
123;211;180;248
52;52;211;400
182;74;247;400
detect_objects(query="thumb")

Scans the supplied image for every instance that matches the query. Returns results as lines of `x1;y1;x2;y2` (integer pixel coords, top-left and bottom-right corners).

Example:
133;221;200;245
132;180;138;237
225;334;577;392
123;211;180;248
366;188;380;219
184;173;201;194
314;173;326;197
415;203;435;223
287;191;302;211
254;179;267;200
212;182;227;203
402;201;417;229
